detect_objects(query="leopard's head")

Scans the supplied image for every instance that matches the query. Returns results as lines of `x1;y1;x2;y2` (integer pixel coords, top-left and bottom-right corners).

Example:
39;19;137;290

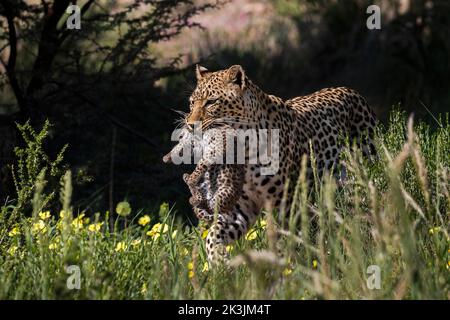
186;65;255;131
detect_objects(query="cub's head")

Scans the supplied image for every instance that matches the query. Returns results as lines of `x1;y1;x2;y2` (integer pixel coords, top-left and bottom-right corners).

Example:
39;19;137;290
162;127;192;164
186;65;250;130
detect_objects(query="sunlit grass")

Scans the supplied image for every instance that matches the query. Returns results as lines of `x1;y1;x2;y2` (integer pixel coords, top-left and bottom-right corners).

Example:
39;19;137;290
0;109;448;299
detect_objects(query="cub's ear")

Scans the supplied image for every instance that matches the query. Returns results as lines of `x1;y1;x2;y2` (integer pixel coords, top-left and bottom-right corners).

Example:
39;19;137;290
227;65;246;90
195;64;209;81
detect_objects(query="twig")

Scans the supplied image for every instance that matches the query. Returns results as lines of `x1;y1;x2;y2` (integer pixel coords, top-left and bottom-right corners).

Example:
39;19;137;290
107;114;159;149
49;81;161;150
109;126;117;228
419;100;443;128
2;2;26;111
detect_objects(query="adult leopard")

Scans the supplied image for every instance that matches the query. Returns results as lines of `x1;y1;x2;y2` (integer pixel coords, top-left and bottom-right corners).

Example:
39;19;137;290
185;65;377;264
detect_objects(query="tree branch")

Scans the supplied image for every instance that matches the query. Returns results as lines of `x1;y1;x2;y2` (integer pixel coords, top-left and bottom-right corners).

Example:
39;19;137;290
2;1;26;113
107;113;159;150
59;0;95;44
5;6;17;72
26;0;71;97
49;80;160;149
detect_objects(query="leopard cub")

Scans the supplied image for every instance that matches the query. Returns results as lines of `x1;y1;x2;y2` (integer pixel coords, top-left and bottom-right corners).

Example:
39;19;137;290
163;126;244;222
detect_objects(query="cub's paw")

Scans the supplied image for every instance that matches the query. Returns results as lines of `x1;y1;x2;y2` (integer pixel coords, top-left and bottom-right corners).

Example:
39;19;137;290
194;206;214;222
189;196;202;207
197;209;214;222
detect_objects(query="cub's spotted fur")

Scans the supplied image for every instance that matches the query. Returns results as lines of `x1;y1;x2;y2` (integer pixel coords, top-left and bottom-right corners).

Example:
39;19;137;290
163;126;244;222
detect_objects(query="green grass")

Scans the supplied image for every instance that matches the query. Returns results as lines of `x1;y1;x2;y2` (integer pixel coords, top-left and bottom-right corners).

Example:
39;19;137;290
0;109;448;299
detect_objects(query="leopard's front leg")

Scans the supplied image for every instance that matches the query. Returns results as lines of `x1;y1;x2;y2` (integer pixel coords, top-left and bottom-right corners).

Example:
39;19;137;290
193;206;214;223
205;198;258;265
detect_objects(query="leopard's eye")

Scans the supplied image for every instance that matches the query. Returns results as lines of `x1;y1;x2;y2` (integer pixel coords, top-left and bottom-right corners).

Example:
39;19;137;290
205;98;219;107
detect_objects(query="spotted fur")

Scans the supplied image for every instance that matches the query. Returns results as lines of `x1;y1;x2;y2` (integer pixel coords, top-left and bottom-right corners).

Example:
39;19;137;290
163;127;245;222
185;65;377;264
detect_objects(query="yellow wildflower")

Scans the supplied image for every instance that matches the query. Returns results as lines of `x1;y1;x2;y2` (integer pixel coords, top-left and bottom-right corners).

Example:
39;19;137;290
48;242;59;250
115;241;127;252
56;220;63;231
245;229;257;241
202;262;209;273
8;226;20;237
259;219;267;230
429;227;441;235
138;215;151;226
282;268;293;276
201;229;209;239
312;260;318;269
31;220;47;234
131;239;142;247
72;214;86;230
116;201;131;217
187;261;194;279
226;245;233;253
140;283;148;295
7;245;18;256
171;230;178;239
159;202;170;216
88;222;104;232
146;223;169;239
39;211;51;220
59;210;68;219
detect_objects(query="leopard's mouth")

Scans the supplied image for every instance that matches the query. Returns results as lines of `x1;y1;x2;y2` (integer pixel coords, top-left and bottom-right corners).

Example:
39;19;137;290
185;120;200;132
186;122;194;132
185;117;216;131
186;115;252;132
201;118;220;131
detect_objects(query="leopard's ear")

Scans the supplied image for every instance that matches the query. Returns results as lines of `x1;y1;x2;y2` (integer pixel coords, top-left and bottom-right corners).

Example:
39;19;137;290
227;65;246;90
195;64;209;81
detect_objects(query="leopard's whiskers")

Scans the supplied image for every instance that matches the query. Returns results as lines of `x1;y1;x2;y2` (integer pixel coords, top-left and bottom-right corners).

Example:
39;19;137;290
171;109;189;130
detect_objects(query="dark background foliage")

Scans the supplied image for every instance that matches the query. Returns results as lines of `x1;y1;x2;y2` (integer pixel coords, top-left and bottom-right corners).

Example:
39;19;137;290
1;0;449;220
